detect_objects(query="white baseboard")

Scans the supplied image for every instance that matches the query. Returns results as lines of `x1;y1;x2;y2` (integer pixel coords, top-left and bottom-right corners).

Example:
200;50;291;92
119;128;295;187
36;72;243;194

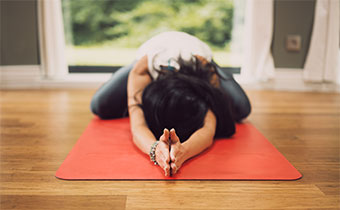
236;68;340;92
0;65;111;89
0;65;42;89
39;73;112;89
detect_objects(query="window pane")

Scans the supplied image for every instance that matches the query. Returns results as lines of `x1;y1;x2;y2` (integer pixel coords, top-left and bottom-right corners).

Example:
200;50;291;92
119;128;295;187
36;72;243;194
62;0;245;69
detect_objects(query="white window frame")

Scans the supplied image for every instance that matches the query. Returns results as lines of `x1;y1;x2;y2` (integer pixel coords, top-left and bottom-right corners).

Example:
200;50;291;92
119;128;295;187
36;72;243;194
37;0;112;88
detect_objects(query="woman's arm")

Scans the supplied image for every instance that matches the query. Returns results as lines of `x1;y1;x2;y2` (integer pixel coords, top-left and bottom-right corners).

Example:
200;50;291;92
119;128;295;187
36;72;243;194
127;55;171;176
169;109;217;174
127;55;155;154
182;109;216;158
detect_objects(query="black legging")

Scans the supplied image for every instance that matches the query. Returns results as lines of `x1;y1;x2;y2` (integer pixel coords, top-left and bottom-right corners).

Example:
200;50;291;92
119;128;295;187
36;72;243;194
90;61;251;122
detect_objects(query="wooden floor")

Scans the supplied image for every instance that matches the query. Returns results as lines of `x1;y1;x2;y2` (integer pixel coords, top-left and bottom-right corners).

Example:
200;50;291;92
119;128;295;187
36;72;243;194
0;89;339;210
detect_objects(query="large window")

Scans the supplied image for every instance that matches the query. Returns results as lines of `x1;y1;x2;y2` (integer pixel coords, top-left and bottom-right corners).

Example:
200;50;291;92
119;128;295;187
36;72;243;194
62;0;245;73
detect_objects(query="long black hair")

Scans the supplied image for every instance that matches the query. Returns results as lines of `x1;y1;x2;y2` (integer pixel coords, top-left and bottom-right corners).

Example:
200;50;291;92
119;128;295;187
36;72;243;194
139;57;235;142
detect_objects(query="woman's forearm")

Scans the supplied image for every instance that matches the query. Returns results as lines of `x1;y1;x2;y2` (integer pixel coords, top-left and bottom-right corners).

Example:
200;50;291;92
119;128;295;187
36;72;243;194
127;55;156;154
181;109;216;161
132;126;157;154
130;107;157;154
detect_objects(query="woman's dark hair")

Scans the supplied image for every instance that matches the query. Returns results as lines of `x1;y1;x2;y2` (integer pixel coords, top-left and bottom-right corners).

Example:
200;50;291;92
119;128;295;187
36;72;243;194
140;58;235;142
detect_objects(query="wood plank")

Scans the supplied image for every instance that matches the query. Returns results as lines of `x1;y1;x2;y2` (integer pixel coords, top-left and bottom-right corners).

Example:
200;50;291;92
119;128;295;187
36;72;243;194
126;194;339;210
0;195;126;210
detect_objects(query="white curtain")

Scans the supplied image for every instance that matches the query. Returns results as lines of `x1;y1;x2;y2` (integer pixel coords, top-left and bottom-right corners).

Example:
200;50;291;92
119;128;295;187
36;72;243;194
241;0;275;82
303;0;340;83
37;0;68;79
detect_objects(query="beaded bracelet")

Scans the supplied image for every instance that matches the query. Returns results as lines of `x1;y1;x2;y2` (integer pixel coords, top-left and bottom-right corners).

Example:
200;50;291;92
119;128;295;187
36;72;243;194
149;141;159;165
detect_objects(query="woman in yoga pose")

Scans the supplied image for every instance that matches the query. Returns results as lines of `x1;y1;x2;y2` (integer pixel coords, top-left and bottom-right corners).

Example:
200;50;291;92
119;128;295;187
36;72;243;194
90;31;251;176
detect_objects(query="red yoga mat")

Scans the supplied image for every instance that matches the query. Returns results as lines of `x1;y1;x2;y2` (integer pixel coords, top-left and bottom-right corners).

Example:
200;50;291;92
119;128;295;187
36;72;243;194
56;118;302;180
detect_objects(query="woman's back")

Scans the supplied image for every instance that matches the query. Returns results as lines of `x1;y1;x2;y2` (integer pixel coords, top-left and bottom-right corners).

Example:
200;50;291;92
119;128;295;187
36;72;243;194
136;31;213;80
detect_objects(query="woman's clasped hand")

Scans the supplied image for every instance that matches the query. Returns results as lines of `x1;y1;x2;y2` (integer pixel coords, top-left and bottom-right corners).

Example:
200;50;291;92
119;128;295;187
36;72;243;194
155;128;187;177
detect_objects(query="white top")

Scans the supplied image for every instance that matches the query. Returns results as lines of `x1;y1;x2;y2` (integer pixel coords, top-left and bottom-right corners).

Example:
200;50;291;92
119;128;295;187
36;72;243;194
136;31;213;80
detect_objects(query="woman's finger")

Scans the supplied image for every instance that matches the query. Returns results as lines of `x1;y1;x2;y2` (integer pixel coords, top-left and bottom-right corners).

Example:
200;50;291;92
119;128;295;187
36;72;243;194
155;137;171;177
170;129;179;162
160;128;170;143
170;162;178;174
170;128;180;143
164;164;170;177
156;153;170;176
160;144;170;163
156;143;170;164
170;147;176;163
